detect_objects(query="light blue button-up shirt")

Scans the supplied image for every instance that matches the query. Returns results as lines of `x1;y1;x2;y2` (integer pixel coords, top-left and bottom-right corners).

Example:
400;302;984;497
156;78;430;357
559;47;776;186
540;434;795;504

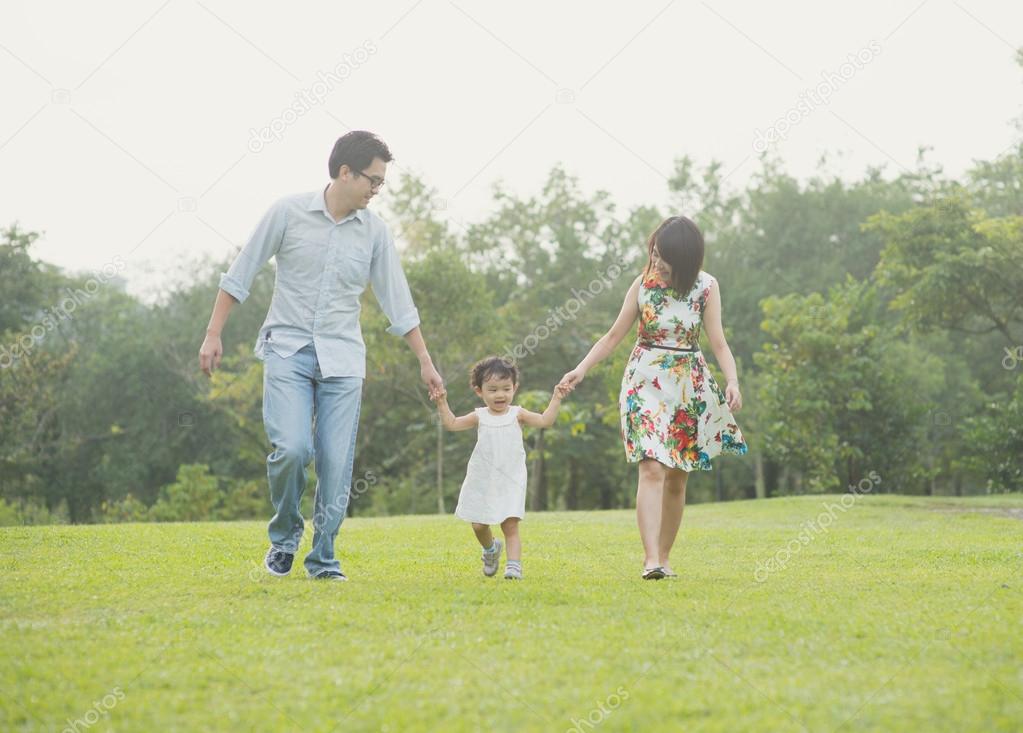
219;188;420;379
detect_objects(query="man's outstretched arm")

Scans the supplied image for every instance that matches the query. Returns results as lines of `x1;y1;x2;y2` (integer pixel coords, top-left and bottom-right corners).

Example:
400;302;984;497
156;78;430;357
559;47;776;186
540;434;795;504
370;226;444;397
198;198;287;377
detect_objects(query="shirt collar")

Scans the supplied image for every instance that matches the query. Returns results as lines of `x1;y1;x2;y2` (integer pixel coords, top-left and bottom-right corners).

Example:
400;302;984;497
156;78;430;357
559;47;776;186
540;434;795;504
308;186;366;224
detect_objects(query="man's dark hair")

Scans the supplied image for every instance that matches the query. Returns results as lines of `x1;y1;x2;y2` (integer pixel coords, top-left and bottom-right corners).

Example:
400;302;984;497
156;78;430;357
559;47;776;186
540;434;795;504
470;356;519;389
328;131;393;179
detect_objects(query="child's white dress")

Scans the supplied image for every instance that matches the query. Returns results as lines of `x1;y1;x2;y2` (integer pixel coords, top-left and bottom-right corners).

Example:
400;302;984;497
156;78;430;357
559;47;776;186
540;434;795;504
454;406;528;524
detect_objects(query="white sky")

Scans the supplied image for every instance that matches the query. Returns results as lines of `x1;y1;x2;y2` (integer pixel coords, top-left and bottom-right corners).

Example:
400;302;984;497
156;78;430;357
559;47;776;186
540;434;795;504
2;1;1021;300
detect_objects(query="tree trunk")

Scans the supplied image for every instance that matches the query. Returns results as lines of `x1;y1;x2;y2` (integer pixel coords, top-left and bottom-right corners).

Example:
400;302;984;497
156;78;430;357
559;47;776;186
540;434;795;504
754;453;766;499
599;470;612;509
530;429;547;511
765;459;780;497
565;454;579;510
436;418;445;514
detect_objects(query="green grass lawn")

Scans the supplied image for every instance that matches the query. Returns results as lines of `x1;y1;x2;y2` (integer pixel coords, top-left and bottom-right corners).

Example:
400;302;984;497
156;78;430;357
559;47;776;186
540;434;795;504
2;494;1021;732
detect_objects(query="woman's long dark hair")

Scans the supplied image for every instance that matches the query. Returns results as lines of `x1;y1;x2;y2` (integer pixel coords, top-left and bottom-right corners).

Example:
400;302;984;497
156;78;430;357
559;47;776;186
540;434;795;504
643;215;705;295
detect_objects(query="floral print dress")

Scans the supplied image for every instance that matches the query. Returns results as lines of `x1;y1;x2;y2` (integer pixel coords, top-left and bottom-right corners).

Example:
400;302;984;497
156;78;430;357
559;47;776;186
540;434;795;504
619;270;748;470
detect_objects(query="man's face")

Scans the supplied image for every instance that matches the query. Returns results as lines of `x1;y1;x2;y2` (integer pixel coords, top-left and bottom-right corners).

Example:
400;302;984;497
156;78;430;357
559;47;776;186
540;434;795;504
347;157;387;209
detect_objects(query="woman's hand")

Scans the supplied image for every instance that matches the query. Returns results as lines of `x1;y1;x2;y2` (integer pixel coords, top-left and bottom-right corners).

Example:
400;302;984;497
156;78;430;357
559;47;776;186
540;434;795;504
558;367;586;394
725;381;742;412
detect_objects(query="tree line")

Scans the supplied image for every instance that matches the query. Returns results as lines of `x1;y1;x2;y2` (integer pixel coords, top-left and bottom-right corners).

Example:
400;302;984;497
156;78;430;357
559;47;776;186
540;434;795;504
3;68;1022;524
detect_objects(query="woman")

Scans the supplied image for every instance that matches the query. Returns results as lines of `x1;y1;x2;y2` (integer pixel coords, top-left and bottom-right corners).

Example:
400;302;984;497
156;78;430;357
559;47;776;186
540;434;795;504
559;216;747;579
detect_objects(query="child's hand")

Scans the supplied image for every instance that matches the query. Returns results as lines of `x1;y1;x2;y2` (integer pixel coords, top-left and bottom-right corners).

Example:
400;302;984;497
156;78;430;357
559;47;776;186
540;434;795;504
431;386;448;403
554;383;570;400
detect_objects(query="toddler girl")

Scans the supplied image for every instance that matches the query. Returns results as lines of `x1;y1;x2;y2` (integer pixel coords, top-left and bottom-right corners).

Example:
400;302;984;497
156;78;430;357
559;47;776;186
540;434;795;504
433;356;566;579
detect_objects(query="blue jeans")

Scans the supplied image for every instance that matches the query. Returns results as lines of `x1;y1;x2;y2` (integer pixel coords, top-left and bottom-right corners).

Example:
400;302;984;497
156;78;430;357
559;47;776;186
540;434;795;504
262;343;363;576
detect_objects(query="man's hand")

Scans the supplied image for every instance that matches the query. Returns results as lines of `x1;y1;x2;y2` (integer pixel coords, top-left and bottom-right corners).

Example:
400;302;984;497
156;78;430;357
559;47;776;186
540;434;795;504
421;361;444;400
199;333;223;377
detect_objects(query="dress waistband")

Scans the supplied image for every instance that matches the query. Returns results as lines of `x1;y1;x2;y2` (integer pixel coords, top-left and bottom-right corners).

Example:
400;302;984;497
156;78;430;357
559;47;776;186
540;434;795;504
638;341;700;353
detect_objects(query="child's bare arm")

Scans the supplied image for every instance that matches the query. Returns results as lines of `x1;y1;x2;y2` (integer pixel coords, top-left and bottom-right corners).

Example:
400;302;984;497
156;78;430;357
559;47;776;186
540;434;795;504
433;390;479;431
518;386;567;429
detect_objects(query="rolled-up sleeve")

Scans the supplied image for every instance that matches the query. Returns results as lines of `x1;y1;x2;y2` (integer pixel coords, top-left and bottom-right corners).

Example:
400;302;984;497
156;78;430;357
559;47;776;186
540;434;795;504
370;227;420;337
218;200;288;304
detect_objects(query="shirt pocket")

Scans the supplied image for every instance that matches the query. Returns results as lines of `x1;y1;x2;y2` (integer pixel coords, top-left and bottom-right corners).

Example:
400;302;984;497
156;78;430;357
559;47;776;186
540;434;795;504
338;248;372;288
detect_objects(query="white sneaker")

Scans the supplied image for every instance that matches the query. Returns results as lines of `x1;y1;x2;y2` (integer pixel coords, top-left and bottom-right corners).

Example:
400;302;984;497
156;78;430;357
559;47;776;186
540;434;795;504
504;563;522;580
482;539;502;577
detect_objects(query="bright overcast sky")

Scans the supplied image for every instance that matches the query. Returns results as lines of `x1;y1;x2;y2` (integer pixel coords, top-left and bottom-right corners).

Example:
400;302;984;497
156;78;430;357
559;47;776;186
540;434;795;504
2;1;1021;300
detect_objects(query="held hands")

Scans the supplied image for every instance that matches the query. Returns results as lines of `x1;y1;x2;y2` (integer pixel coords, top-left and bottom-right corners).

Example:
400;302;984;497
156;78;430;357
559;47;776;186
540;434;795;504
199;333;223;377
557;367;585;395
421;362;444;400
553;383;571;400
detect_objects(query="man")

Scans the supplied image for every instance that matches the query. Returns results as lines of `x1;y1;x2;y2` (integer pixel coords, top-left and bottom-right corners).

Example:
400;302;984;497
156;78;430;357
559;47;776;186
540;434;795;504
198;131;443;580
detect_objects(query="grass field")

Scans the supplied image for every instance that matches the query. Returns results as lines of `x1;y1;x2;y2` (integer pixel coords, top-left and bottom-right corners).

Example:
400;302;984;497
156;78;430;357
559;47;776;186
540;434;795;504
2;494;1021;732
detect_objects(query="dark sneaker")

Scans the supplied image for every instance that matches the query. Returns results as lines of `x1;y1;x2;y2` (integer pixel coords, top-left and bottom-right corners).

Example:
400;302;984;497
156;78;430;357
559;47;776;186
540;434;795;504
264;547;294;577
312;570;348;582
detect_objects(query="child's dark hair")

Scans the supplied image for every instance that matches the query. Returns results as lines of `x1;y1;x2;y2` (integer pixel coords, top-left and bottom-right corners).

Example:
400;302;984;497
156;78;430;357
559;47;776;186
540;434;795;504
470;356;519;389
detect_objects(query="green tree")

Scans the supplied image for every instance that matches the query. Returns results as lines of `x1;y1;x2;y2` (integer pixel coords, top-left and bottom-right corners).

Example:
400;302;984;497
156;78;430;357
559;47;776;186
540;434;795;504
148;464;221;522
754;279;931;492
963;373;1023;491
868;195;1023;344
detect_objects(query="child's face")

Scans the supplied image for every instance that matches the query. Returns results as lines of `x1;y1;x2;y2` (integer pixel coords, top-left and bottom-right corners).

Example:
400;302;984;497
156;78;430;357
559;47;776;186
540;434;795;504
474;375;517;412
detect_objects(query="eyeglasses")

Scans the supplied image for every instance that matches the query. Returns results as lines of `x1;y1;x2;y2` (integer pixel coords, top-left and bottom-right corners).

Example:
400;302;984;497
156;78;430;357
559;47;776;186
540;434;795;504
354;170;385;190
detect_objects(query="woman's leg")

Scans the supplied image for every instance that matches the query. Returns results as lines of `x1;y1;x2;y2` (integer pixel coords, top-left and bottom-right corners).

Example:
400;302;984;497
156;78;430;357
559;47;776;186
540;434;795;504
636;459;666;570
659;468;689;572
500;518;521;561
471;522;494;548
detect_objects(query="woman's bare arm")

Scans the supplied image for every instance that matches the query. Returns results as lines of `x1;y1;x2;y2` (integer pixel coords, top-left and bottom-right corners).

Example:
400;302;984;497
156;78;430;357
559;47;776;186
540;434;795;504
559;275;642;388
702;278;742;410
